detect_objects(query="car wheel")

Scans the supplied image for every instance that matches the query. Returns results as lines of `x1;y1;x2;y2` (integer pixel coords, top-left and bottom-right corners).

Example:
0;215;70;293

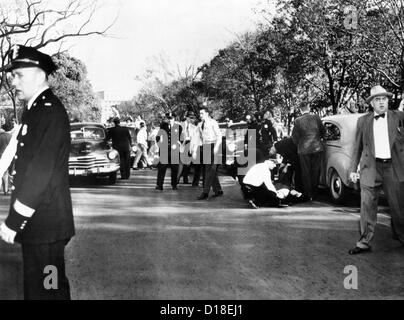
329;169;347;204
109;172;117;184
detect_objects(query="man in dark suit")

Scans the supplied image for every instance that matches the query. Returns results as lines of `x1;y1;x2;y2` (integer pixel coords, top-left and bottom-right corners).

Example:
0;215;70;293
0;45;74;299
155;112;182;190
348;85;404;254
291;104;326;201
106;117;132;179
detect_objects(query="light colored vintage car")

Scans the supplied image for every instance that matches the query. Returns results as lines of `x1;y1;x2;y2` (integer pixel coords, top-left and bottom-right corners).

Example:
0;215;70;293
69;122;120;184
320;113;364;203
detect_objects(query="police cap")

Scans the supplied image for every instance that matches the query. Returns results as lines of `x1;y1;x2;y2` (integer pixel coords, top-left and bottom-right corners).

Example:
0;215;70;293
165;112;176;119
5;45;57;75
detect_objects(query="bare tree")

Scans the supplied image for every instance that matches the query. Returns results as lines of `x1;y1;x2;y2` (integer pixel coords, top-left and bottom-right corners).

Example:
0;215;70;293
0;0;116;117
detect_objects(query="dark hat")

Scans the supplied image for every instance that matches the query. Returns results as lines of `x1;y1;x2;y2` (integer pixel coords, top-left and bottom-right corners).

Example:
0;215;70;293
5;45;57;75
185;111;196;118
165;112;176;119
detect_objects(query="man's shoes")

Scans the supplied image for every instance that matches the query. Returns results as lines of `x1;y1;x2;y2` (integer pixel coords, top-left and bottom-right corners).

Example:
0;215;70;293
248;200;260;209
212;190;224;197
192;183;199;187
348;246;372;255
155;186;163;190
197;193;209;200
172;185;178;190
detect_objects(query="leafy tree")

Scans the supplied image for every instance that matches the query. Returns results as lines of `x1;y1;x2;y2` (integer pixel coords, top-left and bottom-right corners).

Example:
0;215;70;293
49;53;100;122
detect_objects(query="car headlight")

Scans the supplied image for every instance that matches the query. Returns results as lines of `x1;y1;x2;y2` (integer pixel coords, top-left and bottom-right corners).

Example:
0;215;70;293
108;150;119;160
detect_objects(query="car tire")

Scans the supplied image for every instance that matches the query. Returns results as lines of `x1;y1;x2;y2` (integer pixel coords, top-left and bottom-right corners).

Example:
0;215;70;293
109;172;117;184
329;169;347;204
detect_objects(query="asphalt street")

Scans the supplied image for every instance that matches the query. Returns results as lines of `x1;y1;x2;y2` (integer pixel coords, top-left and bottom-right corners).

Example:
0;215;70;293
0;169;403;299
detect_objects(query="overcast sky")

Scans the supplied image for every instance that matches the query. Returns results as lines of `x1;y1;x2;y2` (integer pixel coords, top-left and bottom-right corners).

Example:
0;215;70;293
66;0;268;100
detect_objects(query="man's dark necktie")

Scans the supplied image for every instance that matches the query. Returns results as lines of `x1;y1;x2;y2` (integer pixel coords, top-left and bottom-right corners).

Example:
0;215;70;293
374;113;386;120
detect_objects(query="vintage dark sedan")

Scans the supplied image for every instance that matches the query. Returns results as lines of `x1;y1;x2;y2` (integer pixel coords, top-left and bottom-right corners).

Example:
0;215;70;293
69;122;120;184
320;113;364;203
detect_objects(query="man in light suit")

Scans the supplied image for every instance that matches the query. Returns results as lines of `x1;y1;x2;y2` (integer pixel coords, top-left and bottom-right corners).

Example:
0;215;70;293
349;85;404;254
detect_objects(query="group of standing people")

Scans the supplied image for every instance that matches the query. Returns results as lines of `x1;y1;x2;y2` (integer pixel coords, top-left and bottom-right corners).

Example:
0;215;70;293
154;107;223;200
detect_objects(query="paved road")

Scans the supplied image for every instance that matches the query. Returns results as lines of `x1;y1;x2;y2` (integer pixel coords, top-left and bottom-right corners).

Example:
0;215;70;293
0;169;403;299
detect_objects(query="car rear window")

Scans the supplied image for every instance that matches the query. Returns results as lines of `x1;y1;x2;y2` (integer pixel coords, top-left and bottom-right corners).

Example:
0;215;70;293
71;126;105;140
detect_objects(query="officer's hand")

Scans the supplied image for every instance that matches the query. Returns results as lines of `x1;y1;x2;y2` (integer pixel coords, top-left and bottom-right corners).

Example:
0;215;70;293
0;223;16;244
214;145;220;154
349;172;360;183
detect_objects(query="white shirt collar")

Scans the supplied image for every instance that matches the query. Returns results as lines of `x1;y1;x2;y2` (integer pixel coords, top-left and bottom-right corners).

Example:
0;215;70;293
27;85;49;110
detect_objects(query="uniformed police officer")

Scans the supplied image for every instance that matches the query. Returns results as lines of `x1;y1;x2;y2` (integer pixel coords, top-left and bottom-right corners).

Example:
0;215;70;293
258;110;278;158
0;45;74;300
155;112;183;190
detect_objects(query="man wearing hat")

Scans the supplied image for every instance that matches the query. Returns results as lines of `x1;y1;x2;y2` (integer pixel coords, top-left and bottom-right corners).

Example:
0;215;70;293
155;112;183;190
349;85;404;254
0;45;74;299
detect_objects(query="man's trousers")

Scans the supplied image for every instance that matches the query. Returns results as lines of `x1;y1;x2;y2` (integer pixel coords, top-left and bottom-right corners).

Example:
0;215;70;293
357;160;404;249
21;239;71;300
156;163;179;188
117;148;131;179
298;151;323;199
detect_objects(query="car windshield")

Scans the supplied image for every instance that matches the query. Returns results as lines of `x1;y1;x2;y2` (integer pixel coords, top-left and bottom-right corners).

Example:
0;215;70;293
71;126;105;140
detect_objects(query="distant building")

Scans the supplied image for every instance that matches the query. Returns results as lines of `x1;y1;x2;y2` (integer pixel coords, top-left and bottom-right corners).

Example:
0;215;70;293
96;91;129;124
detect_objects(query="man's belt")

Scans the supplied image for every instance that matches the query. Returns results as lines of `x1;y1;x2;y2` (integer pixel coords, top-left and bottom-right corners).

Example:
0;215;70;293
375;158;391;163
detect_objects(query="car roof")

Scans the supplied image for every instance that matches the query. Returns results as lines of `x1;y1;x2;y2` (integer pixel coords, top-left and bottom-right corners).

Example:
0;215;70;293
322;113;365;124
70;122;105;128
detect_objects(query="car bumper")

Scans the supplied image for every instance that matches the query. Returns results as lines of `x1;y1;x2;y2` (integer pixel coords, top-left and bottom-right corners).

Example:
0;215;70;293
69;164;120;176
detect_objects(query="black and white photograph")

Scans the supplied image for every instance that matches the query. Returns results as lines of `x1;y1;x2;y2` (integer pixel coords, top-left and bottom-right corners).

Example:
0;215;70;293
0;0;403;302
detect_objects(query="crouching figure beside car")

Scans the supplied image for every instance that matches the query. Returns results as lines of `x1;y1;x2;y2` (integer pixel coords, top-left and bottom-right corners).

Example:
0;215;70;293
241;158;302;209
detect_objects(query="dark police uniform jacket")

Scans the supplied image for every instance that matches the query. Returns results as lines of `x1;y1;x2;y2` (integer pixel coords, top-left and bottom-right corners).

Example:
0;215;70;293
156;122;182;163
258;119;277;147
5;88;75;244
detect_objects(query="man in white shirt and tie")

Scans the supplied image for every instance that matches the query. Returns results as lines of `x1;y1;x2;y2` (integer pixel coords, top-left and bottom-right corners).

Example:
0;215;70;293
349;85;404;254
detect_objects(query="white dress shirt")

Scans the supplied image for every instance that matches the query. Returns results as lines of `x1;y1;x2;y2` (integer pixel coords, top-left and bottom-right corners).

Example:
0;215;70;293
373;112;391;159
198;117;222;144
243;163;277;193
137;127;148;146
